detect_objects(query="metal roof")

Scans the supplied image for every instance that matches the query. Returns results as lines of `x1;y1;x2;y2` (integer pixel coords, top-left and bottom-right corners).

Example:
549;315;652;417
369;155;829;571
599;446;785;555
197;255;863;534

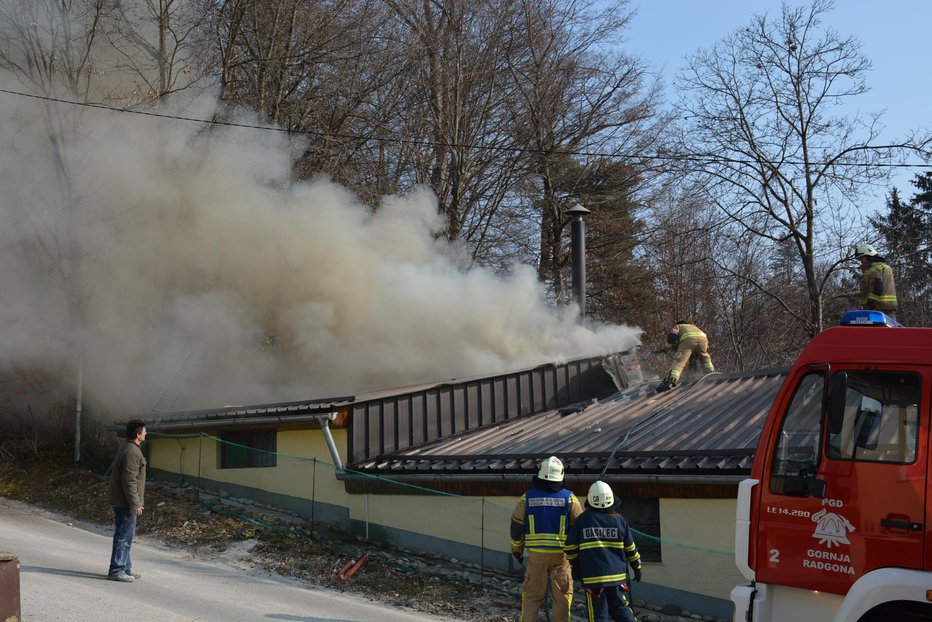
144;351;633;438
350;367;789;478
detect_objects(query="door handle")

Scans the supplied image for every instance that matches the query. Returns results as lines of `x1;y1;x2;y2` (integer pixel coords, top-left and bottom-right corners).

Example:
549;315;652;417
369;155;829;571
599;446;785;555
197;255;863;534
880;518;923;531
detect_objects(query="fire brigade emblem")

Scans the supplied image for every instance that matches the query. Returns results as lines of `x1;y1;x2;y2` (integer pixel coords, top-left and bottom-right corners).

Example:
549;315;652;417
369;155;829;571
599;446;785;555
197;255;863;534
811;508;855;548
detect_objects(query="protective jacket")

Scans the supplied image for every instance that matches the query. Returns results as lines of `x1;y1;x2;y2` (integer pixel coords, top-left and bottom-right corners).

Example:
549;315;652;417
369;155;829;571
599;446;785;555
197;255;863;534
565;506;641;587
511;479;583;622
663;322;714;382
511;483;581;554
663;322;705;351
860;259;897;313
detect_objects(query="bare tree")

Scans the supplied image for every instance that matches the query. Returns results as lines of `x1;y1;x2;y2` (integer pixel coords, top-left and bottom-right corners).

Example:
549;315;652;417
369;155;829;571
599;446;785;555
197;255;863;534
105;0;209;102
0;0;112;342
204;0;404;200
675;0;929;336
381;0;526;260
0;0;211;431
506;0;662;305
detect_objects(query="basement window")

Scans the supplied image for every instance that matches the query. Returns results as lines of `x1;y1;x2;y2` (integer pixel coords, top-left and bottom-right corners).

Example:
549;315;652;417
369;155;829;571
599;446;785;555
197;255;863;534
219;430;277;468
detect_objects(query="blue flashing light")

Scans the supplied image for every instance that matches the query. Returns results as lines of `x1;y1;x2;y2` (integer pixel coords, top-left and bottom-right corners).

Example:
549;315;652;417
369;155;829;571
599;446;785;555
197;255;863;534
839;310;901;327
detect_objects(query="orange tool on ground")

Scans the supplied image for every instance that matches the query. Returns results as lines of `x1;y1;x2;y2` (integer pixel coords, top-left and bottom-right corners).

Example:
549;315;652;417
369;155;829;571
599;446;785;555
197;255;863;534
340;554;367;580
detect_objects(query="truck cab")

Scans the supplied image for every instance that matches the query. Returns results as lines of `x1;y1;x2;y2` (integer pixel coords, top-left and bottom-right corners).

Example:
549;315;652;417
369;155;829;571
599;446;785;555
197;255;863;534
732;311;932;622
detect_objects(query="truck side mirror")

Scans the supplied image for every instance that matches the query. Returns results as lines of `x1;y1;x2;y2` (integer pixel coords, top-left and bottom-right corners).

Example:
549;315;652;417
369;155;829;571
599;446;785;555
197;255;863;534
827;371;847;435
806;477;827;499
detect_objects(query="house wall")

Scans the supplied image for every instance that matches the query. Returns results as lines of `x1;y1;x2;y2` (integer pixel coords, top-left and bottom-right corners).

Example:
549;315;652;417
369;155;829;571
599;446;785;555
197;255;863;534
653;498;743;599
147;431;738;619
150;429;344;495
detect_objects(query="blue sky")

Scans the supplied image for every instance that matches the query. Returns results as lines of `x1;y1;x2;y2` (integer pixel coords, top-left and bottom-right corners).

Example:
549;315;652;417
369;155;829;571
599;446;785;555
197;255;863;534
624;0;931;203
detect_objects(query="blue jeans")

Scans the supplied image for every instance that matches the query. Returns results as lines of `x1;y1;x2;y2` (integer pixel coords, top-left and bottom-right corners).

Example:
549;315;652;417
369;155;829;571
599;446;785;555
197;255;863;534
108;507;137;576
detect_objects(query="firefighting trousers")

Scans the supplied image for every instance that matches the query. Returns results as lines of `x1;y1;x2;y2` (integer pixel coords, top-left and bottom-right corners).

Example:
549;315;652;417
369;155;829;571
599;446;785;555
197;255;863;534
585;584;637;622
668;335;714;381
520;551;573;622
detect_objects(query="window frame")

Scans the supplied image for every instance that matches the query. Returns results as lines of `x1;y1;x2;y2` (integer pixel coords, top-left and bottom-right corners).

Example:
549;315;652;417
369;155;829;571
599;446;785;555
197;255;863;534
825;370;920;465
218;429;278;469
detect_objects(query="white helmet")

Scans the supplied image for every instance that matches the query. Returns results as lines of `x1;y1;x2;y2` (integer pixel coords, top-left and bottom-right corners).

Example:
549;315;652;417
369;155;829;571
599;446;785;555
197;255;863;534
855;243;878;258
537;456;564;482
588;481;615;509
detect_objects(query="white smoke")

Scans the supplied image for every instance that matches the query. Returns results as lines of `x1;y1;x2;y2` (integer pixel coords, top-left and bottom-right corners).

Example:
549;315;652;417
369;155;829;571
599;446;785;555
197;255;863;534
0;80;641;415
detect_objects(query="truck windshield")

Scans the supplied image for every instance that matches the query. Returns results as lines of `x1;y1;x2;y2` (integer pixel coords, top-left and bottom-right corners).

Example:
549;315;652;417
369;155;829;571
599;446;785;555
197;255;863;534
826;371;920;464
770;372;823;495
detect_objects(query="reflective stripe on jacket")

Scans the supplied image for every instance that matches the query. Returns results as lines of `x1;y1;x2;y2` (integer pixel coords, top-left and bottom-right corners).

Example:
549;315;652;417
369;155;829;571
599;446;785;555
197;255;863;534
565;509;641;587
522;488;574;553
664;323;705;350
861;262;897;310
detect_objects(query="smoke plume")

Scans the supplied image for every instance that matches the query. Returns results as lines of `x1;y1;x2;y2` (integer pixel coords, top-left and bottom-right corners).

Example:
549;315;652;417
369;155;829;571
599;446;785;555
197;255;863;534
0;80;641;416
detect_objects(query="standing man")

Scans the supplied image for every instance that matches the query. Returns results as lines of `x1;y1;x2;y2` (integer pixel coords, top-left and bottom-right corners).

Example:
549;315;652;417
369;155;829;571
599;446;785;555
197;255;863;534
855;243;897;319
565;481;642;622
511;456;583;622
657;320;715;392
107;419;147;582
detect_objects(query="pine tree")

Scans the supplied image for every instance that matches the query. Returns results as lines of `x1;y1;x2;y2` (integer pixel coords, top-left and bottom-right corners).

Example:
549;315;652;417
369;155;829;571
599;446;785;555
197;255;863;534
871;175;932;326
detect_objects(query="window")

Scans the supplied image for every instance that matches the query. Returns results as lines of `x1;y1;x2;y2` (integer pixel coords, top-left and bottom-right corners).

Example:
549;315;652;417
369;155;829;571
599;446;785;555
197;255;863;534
219;430;277;468
826;371;920;464
620;497;661;562
770;373;824;495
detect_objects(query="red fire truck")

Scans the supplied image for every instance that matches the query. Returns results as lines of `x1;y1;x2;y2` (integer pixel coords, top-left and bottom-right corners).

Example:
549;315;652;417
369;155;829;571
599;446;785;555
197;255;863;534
732;310;932;622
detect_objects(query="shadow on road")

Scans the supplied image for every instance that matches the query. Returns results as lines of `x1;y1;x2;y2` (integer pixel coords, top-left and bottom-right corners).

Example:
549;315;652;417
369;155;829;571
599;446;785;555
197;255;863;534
266;615;360;622
21;564;107;580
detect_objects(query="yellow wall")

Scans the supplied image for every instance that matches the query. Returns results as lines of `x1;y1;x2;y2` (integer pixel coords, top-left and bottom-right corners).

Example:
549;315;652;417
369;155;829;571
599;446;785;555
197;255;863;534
344;493;514;551
649;498;743;600
149;429;348;507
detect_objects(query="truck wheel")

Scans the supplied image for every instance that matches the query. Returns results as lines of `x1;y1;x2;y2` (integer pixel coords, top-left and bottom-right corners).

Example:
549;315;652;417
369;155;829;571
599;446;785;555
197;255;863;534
859;601;932;622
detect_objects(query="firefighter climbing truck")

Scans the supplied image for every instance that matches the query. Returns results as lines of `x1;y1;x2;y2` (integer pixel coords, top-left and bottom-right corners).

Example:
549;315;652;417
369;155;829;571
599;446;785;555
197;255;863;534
732;310;932;622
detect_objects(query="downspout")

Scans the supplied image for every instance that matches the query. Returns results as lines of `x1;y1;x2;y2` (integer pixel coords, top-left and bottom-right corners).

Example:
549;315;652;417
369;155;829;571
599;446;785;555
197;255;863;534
315;413;344;473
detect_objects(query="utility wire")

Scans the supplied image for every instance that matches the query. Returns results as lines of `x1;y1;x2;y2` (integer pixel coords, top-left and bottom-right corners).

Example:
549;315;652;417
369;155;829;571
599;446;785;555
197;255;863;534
1;86;929;170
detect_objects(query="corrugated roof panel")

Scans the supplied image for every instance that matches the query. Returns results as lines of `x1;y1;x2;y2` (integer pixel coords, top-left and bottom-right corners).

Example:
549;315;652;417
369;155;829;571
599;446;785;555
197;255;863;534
354;368;788;477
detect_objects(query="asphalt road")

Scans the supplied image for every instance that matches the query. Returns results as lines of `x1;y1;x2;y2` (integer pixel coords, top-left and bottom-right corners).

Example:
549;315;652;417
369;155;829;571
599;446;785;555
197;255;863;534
0;497;457;622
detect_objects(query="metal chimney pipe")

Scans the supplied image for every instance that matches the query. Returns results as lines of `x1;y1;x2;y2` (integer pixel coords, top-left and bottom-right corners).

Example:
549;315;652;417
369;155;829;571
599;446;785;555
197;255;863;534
566;204;591;323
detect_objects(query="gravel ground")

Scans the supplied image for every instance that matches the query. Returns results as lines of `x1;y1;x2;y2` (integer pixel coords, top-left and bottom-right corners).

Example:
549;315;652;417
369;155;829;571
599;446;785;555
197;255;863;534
0;451;728;622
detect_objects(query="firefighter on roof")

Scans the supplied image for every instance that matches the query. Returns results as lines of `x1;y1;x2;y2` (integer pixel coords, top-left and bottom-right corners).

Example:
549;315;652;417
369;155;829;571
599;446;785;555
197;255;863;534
657;320;715;392
854;243;897;319
510;455;583;622
565;481;643;622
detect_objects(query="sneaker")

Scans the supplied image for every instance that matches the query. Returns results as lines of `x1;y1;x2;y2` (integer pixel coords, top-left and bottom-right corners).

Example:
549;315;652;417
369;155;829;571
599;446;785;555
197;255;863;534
107;572;135;583
129;572;142;580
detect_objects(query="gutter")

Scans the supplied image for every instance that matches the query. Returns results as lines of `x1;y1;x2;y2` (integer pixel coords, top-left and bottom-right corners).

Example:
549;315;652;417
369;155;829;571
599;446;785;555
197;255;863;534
149;414;332;432
334;471;747;486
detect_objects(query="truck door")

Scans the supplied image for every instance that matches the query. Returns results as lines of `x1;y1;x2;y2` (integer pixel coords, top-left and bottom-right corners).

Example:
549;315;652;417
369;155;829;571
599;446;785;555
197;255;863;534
756;368;926;595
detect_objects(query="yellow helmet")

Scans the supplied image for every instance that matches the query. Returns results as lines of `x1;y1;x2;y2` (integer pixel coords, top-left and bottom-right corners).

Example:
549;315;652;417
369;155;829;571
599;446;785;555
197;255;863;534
537;456;564;482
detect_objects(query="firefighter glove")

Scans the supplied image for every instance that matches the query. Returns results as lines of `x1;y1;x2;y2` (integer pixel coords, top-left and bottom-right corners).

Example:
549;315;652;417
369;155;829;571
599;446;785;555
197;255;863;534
633;565;642;583
512;550;523;563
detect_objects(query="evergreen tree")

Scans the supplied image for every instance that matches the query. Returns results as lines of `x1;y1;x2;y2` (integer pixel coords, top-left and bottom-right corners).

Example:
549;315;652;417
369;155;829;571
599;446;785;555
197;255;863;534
870;175;932;326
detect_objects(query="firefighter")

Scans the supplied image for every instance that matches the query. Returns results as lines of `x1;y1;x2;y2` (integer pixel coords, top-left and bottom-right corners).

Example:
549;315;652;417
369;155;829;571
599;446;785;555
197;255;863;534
854;243;897;319
510;455;583;622
565;481;642;622
657;320;714;392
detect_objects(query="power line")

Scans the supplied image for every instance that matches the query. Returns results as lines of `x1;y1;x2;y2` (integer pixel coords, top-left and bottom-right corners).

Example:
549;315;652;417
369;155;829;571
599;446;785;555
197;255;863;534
1;86;929;171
